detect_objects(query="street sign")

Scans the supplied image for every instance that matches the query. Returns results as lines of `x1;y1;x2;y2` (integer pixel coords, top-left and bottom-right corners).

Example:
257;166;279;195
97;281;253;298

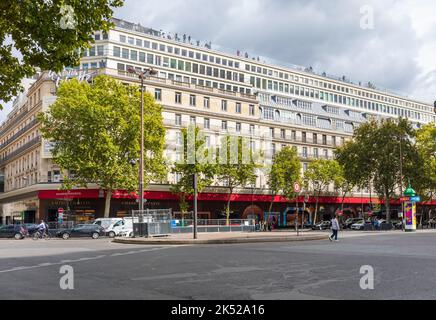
58;207;64;214
400;197;410;202
293;182;301;194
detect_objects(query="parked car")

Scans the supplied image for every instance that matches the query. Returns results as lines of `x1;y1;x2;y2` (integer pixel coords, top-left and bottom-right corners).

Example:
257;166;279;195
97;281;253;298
302;221;313;229
312;221;332;230
391;220;403;229
56;224;106;240
351;220;372;230
351;220;365;230
0;224;28;239
342;218;363;229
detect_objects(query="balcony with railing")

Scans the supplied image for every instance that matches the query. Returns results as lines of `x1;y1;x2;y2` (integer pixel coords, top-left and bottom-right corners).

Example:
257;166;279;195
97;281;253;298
0;110;29;137
0;119;39;151
299;152;334;160
101;67;257;100
0;137;41;167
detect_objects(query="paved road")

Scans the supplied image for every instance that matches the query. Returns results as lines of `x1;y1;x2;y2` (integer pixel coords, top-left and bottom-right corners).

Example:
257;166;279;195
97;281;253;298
1;231;436;300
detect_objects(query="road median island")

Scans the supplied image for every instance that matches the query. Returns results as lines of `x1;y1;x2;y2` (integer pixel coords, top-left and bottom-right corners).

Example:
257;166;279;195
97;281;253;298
112;231;329;245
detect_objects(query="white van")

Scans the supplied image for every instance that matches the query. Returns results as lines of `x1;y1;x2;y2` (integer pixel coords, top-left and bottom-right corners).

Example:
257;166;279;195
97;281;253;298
93;218;127;238
116;216;153;237
117;217;140;237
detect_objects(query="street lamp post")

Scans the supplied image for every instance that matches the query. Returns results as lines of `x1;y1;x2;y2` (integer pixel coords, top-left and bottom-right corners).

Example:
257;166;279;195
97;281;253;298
127;67;158;223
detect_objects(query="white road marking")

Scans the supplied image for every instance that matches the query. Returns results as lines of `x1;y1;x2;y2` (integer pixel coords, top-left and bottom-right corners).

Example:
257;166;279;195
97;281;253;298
0;247;170;274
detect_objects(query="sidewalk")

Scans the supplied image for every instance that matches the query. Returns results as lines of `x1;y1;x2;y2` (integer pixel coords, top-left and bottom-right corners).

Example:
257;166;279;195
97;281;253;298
112;231;329;245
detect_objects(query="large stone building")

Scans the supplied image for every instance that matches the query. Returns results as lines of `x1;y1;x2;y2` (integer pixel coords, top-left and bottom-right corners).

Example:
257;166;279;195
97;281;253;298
0;18;435;225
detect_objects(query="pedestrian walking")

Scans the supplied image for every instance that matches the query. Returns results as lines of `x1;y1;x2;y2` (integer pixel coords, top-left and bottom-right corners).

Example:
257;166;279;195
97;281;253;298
329;214;340;242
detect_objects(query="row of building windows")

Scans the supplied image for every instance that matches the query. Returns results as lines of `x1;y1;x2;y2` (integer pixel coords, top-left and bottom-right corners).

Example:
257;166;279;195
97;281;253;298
118;33;241;70
114;62;252;94
260;106;355;133
245;63;432;113
172;113;345;147
257;83;426;121
1;131;39;159
174;130;332;162
154;88;255;115
4;149;39;179
112;46;246;84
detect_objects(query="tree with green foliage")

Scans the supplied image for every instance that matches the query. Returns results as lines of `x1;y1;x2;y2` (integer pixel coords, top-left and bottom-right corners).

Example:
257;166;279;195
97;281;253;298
216;135;258;225
267;146;301;212
171;125;216;219
0;0;123;103
340;118;417;222
409;123;436;202
335;140;370;212
38;75;166;217
303;159;343;223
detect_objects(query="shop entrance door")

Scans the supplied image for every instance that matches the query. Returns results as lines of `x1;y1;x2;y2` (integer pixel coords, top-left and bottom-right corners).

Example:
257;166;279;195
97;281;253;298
47;209;58;223
24;210;36;223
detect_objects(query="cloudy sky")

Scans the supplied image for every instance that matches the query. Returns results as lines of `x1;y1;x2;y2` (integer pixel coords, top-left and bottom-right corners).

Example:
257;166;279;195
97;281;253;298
1;0;435;121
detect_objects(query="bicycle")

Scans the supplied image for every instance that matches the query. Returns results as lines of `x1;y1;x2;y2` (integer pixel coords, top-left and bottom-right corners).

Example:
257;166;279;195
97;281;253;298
32;230;51;240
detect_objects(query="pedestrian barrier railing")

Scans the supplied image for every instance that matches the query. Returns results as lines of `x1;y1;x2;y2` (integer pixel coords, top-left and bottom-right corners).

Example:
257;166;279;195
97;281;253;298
171;219;256;233
171;219;255;227
131;209;173;237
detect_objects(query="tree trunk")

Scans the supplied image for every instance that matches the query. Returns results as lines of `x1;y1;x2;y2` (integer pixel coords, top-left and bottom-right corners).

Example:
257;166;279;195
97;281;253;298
268;194;275;213
104;190;112;218
385;194;391;223
226;187;233;226
340;189;347;214
314;195;319;224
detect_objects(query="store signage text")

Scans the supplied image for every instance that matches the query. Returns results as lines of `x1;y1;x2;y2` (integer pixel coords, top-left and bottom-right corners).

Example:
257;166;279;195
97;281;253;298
48;70;97;88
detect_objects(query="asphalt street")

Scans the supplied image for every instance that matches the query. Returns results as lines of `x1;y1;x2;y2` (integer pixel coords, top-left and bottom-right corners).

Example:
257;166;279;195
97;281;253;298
1;231;436;300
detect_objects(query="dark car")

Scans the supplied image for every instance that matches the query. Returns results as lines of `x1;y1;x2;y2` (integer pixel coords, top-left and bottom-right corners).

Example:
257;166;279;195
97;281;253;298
0;224;28;240
56;224;105;240
342;218;363;229
312;221;332;230
302;221;313;229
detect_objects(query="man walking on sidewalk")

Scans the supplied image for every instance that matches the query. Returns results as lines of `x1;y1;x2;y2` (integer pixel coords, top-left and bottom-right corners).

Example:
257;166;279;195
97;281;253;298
329;214;340;242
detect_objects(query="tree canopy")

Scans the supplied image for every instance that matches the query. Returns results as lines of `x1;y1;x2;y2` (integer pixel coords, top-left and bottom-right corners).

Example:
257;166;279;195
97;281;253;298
0;0;123;103
336;118;419;222
267;146;301;211
171;125;216;215
38;75;166;217
216;135;259;224
304;159;343;223
410;123;436;201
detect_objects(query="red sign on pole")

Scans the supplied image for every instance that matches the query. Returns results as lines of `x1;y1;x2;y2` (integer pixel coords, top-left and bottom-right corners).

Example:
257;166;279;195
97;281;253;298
58;208;64;214
294;182;301;194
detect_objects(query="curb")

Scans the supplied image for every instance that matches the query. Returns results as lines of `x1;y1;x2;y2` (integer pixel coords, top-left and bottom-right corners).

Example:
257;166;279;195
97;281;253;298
112;234;328;245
